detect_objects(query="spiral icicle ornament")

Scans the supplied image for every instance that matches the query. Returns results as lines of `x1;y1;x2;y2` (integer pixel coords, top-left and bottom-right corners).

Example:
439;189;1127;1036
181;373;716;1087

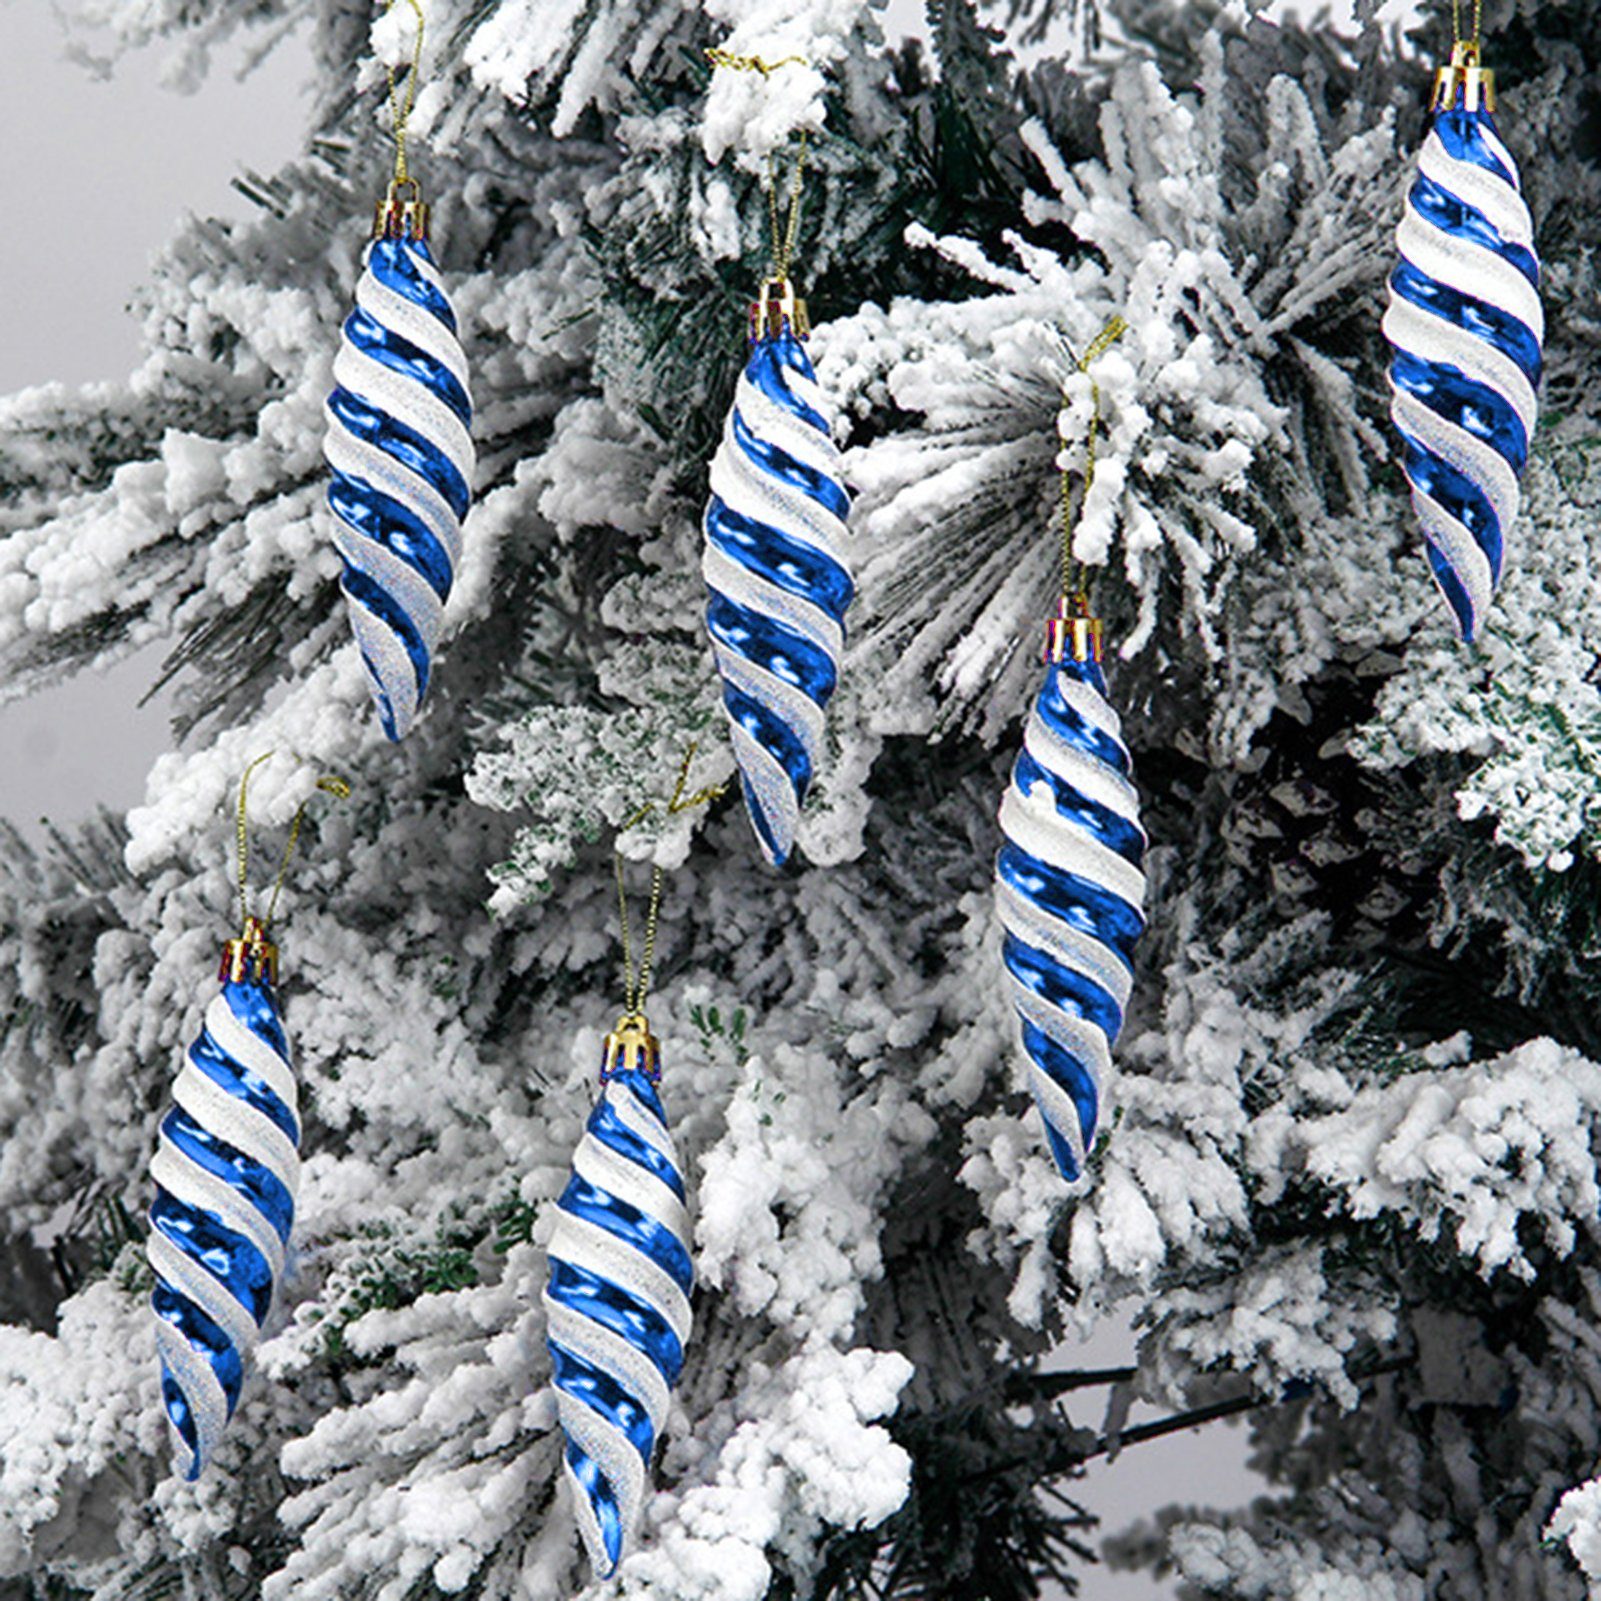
544;1016;694;1578
325;180;474;740
996;597;1147;1181
148;918;300;1479
1382;37;1543;641
703;274;854;866
147;762;347;1478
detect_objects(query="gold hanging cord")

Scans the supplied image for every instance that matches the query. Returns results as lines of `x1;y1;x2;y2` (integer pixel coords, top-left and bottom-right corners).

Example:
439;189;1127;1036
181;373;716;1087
374;0;430;238
228;754;352;981
604;744;726;1081
705;48;814;335
1450;0;1484;51
1047;315;1127;667
1438;0;1493;111
615;744;726;1018
385;0;426;186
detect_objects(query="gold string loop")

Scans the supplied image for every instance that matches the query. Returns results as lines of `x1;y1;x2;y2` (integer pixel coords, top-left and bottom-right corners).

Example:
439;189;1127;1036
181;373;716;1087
614;744;727;1016
768;130;810;282
704;47;807;77
384;0;426;186
235;756;352;938
1450;0;1484;52
1059;315;1129;604
703;47;814;282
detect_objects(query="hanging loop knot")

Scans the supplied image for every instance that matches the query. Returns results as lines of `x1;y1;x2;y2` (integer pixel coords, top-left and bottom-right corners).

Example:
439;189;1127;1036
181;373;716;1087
606;744;728;1082
224;755;352;984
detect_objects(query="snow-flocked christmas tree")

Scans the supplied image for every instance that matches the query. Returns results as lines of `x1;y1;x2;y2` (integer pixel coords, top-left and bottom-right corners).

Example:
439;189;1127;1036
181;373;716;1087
4;0;1601;1595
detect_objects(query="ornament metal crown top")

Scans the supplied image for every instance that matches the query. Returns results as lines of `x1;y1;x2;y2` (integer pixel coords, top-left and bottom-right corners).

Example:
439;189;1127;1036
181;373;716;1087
1433;39;1496;113
750;276;810;342
220;914;278;986
1044;591;1103;667
602;1011;662;1082
373;175;429;241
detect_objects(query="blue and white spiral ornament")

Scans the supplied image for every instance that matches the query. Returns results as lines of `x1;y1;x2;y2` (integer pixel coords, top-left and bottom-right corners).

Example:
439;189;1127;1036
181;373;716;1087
544;1014;694;1577
148;917;300;1478
703;278;854;866
996;599;1147;1182
1382;40;1542;641
325;179;475;739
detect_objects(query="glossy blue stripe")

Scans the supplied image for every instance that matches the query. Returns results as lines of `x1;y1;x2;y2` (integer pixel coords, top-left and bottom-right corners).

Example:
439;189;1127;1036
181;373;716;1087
1395;426;1504;575
996;843;1144;965
1432;107;1515;187
160;1106;295;1244
1003;931;1125;1040
707;593;837;703
557;1175;694;1296
225;979;289;1058
719;682;814;799
546;1260;683;1385
549;1338;658;1463
327;386;471;518
1408;171;1539;287
565;1439;625;1574
151;1282;244;1409
158;1363;202;1475
586;1101;686;1203
1391;349;1528;472
343;307;472;428
705;495;855;617
149;1191;274;1324
730;408;851;523
1425;540;1480;638
1034;665;1133;778
328;469;455;599
338;566;431;724
1019;1018;1098;1176
1011;750;1144;865
366;237;458;334
1389;259;1543;386
745;334;832;436
187;1031;299;1147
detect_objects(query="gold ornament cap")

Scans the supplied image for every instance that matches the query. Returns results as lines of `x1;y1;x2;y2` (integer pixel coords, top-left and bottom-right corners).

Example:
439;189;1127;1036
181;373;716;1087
1433;41;1496;113
374;177;430;241
750;276;810;341
602;1012;661;1082
1044;592;1103;666
220;915;279;986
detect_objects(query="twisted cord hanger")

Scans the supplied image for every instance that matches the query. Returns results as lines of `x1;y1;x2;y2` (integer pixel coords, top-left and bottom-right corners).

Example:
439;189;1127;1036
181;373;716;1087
614;745;726;1016
1059;316;1129;603
235;754;352;938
